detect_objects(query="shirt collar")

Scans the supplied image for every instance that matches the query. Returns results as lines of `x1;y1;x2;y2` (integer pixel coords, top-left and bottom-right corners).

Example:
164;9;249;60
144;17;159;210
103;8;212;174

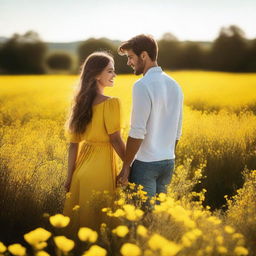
144;66;162;76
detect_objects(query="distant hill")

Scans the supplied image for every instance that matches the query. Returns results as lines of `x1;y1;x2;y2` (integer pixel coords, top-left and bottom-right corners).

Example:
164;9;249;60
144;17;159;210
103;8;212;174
47;38;122;55
0;36;211;54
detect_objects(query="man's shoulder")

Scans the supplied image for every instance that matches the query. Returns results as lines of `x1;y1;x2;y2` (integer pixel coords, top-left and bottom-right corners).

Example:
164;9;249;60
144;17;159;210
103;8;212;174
162;72;182;88
134;77;145;88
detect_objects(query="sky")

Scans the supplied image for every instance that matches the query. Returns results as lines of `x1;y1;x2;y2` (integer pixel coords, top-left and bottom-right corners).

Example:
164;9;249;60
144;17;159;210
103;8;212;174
0;0;255;42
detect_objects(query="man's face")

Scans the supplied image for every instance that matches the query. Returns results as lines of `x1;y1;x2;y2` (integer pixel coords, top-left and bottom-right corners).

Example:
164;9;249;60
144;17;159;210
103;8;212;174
125;49;144;75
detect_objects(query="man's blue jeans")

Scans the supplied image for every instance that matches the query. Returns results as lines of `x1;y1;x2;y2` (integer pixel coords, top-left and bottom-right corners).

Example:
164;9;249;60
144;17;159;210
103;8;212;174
129;159;175;198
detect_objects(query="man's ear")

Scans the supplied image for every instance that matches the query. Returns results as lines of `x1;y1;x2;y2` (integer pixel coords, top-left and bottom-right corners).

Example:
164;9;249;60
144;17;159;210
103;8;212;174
141;51;148;60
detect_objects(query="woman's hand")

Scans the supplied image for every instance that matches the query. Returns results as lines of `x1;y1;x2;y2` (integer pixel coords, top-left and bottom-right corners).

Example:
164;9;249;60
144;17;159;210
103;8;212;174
64;178;72;192
117;166;130;186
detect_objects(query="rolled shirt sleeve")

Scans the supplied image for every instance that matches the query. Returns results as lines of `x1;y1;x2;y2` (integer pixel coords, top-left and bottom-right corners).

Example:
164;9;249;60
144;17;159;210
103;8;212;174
129;82;151;139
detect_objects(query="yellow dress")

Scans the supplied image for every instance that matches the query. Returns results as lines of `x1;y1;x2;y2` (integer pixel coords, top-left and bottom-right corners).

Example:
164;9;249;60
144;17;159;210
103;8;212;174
63;97;121;232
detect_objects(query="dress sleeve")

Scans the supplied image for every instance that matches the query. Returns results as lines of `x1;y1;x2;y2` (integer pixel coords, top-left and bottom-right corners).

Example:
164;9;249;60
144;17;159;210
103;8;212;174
64;129;82;143
104;98;121;134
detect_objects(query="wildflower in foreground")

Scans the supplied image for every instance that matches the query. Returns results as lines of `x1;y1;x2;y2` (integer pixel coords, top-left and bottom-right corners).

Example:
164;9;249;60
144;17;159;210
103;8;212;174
224;225;235;234
148;234;181;256
24;227;51;246
54;236;74;252
217;246;228;254
112;225;129;237
123;204;144;221
8;243;26;256
0;242;7;253
234;246;249;256
78;227;98;243
36;251;50;256
120;243;141;256
161;243;182;256
65;192;72;199
136;225;148;237
49;214;70;228
82;245;107;256
33;242;47;250
72;205;80;211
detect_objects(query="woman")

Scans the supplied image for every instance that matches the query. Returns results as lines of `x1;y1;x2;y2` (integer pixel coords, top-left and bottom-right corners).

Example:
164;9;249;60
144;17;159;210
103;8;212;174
63;51;125;231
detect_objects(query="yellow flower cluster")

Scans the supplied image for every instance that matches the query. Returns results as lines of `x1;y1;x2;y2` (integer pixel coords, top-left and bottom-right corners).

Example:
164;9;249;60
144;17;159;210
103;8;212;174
78;227;98;243
24;227;51;249
148;234;181;256
112;225;129;237
49;213;70;228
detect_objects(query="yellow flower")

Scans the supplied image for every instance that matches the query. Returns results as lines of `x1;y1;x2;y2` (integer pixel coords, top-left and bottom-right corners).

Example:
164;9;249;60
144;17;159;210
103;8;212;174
0;242;7;253
54;236;74;252
181;236;192;247
36;251;50;256
234;246;249;256
128;183;136;190
148;234;169;250
224;225;235;234
161;242;181;256
34;242;47;250
136;225;148;237
65;192;72;199
123;204;135;213
82;245;107;256
216;235;224;244
232;233;244;240
158;193;167;202
72;205;80;211
8;244;26;256
115;198;125;206
217;246;228;254
207;216;221;225
112;209;125;218
112;225;129;237
78;227;98;243
24;227;51;246
123;204;144;221
120;243;141;256
49;214;70;228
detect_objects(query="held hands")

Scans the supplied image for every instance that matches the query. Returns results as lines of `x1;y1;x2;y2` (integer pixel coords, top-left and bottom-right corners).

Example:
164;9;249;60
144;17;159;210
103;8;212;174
117;165;131;187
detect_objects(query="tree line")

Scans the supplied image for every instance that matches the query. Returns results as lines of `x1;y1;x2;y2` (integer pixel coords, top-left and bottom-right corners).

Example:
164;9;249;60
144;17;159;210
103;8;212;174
0;25;255;74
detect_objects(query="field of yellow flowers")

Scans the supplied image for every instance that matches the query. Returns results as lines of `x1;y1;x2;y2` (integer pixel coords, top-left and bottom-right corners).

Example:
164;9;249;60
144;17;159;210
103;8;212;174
0;71;256;256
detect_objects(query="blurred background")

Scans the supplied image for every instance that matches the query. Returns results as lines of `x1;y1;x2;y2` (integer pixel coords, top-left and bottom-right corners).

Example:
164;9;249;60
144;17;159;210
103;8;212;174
0;0;256;74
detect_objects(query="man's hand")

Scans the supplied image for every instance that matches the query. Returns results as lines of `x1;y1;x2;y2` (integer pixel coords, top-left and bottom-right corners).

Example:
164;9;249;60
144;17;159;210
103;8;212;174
117;165;131;186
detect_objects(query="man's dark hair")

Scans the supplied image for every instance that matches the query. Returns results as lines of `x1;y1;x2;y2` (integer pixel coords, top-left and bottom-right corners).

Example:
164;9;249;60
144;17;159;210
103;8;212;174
118;34;158;61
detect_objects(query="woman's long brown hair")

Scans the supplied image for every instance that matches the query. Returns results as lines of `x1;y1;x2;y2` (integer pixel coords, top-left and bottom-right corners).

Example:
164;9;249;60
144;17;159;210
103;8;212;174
65;51;113;135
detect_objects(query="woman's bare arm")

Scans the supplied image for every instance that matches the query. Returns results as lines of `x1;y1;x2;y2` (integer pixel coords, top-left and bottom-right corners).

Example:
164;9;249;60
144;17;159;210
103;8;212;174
64;143;79;192
109;131;126;161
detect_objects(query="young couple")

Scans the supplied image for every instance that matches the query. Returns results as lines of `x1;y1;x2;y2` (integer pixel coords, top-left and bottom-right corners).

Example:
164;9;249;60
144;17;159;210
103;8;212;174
63;34;183;230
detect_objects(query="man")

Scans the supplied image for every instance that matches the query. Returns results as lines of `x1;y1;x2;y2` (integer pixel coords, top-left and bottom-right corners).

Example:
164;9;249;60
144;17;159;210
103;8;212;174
117;34;183;199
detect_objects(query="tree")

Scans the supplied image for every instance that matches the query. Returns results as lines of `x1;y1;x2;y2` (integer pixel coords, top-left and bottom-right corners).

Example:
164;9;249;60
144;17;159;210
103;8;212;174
210;25;248;72
46;52;72;70
0;31;47;74
158;33;183;69
78;38;115;65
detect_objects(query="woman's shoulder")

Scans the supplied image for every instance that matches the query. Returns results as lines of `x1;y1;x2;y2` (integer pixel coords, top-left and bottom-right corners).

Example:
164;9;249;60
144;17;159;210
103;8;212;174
105;97;120;105
93;96;120;106
104;97;121;113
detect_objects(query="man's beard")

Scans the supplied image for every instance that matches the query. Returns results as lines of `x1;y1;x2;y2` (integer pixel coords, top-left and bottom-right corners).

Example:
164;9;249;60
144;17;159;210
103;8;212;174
134;57;144;75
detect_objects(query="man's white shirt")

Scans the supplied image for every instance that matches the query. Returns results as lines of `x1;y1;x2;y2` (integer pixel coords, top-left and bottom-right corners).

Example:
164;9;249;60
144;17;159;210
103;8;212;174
129;66;183;162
